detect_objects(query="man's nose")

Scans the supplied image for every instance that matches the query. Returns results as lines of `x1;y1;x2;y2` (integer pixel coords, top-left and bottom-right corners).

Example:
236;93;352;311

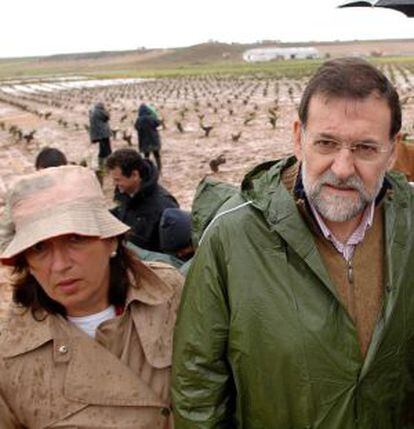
330;148;356;180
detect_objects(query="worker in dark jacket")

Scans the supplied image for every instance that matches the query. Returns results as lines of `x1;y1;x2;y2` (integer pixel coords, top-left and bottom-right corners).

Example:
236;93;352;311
107;148;178;252
89;102;112;173
134;103;162;171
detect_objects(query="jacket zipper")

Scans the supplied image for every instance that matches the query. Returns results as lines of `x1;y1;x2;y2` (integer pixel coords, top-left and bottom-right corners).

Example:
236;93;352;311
347;258;359;424
347;259;354;284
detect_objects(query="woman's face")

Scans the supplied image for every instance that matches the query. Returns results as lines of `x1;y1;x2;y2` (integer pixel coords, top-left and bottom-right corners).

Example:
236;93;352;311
24;234;117;317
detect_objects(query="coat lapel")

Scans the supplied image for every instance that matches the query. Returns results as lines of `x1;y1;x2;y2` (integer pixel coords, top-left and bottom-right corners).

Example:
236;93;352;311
261;176;337;298
360;184;410;377
127;261;177;368
243;157;337;298
63;333;167;407
2;307;52;358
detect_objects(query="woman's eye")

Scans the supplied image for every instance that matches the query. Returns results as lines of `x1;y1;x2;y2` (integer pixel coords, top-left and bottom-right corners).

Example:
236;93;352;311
27;241;47;255
68;234;87;243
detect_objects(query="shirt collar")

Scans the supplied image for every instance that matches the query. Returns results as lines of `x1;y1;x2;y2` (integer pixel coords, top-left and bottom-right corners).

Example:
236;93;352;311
309;198;375;246
293;165;389;259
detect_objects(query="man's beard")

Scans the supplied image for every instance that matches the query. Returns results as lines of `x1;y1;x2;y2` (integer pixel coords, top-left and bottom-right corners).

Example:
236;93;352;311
302;159;385;223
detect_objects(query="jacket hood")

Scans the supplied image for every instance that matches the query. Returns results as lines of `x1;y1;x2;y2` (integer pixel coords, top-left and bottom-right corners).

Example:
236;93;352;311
159;208;192;252
241;156;297;211
135;159;159;198
138;104;153;117
94;102;106;111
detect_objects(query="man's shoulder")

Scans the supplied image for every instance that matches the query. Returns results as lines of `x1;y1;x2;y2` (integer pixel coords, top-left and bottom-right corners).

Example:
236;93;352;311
386;170;414;204
154;185;179;206
198;192;255;244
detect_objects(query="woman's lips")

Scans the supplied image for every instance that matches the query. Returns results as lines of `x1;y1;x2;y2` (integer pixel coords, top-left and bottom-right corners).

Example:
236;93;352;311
56;279;79;294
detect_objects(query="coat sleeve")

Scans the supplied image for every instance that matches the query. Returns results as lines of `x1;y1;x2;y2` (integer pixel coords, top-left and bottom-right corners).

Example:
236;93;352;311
0;396;20;429
171;227;236;429
0;364;21;429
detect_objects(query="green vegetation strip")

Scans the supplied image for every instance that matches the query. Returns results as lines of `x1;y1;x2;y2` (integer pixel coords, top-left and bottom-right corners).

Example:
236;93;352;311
1;55;414;81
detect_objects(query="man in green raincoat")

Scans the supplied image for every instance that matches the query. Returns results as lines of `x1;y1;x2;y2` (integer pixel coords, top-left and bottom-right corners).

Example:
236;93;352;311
172;57;414;428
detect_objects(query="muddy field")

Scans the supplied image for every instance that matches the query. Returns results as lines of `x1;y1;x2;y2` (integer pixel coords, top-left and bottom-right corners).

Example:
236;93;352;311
1;64;414;323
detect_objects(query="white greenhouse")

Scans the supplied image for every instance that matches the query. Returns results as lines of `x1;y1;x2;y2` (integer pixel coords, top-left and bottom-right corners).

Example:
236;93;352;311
243;47;319;62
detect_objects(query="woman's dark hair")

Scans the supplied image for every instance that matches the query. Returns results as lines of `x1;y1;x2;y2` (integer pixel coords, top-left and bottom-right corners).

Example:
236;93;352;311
298;57;401;139
12;236;139;320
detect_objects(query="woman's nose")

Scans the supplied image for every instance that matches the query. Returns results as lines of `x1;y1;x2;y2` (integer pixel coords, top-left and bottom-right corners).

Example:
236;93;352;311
49;243;71;272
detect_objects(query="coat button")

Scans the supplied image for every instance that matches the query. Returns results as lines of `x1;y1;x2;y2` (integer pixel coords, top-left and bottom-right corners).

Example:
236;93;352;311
160;407;170;417
58;345;68;354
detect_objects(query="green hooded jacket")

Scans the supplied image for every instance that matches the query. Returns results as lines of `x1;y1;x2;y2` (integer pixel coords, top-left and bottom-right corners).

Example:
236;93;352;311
172;156;414;429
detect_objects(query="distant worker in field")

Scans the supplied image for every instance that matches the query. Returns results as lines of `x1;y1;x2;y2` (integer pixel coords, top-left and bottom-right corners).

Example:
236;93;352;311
89;102;112;178
35;146;68;170
106;148;178;252
134;103;162;172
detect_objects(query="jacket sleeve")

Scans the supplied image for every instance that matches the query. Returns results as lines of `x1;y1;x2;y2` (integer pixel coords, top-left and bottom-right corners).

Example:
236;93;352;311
0;396;20;429
0;365;21;429
134;117;140;131
171;227;236;428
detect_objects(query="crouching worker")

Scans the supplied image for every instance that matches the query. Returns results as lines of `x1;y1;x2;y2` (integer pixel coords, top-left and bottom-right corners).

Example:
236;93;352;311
0;165;183;428
159;208;195;275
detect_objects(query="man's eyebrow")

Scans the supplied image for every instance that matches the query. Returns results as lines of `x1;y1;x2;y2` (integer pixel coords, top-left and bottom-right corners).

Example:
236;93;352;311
312;132;339;140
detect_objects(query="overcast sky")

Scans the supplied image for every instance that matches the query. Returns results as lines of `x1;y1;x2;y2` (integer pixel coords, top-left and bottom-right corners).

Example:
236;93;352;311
1;0;413;58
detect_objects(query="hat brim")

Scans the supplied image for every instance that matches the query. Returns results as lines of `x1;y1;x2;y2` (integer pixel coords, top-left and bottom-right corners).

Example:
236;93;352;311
0;205;129;263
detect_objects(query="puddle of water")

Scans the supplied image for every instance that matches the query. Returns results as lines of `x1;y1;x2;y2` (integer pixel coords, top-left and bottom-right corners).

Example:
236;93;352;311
0;77;151;96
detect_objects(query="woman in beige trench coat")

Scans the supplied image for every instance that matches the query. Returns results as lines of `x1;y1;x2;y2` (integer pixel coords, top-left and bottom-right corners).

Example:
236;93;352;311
0;165;183;429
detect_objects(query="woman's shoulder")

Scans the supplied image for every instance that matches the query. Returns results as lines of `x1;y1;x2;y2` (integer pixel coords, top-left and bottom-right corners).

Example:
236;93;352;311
0;306;51;359
142;261;184;307
145;261;184;290
127;259;184;309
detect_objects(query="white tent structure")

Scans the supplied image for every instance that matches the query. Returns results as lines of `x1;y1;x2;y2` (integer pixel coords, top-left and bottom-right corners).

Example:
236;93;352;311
243;47;319;62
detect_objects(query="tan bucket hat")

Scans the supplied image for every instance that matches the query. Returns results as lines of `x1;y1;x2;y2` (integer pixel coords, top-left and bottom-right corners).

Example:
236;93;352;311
0;165;129;263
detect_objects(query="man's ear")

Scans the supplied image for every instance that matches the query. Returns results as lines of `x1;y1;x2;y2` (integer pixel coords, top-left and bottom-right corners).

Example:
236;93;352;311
386;132;401;171
293;120;303;162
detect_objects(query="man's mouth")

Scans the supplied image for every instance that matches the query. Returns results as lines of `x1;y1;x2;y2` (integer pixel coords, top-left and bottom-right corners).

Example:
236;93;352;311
323;183;358;193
